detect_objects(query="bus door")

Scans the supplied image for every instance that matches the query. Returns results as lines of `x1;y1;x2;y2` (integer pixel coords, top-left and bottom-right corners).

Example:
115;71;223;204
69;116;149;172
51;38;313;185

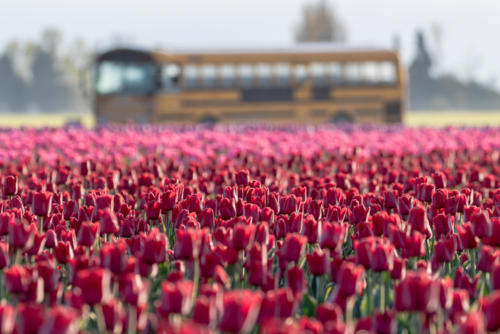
154;64;182;120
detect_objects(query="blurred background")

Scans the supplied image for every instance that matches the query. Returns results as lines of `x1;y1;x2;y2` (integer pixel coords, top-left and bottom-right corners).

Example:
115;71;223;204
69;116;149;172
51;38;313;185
1;0;499;126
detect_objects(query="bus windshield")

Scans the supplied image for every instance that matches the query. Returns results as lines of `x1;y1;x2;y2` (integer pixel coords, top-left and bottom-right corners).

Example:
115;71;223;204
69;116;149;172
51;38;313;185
95;61;157;95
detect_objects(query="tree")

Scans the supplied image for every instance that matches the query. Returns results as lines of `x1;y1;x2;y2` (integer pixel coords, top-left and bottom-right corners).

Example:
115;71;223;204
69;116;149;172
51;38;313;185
28;27;74;111
0;43;27;111
295;0;347;43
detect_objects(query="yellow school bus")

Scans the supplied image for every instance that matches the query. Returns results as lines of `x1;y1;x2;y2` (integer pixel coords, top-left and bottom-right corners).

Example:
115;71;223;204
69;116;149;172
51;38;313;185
94;44;405;124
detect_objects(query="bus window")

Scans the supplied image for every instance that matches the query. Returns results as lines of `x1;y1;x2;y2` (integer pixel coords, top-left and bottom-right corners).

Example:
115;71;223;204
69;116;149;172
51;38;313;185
220;64;235;87
256;63;272;86
344;63;360;84
380;62;397;84
201;64;217;87
328;63;343;84
362;62;378;84
162;64;180;92
294;65;307;85
183;65;199;88
311;63;326;86
238;64;254;87
274;63;290;86
95;61;157;95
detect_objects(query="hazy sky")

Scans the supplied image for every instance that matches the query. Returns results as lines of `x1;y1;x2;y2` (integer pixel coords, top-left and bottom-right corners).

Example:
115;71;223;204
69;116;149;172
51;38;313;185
1;0;498;87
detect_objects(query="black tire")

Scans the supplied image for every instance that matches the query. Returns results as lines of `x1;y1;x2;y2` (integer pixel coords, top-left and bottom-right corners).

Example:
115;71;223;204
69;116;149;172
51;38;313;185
198;115;219;124
331;112;354;124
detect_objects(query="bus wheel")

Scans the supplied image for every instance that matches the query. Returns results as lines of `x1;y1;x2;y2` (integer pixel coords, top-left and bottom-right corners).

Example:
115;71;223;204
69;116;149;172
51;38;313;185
331;112;354;124
198;115;219;124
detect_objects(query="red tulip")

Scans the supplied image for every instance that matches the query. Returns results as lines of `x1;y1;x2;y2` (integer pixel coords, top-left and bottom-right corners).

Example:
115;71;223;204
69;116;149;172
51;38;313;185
482;291;500;331
54;241;73;264
157;280;193;316
477;245;499;272
39;306;79;334
432;234;457;264
139;227;168;264
118;273;149;306
74;268;111;305
219;290;262;334
0;302;15;334
99;299;125;333
100;239;128;273
3;175;18;196
306;248;328;276
232;223;255;251
236;170;250;186
336;262;364;297
319;222;345;253
286;265;305;294
394;271;438;312
8;221;35;251
280;233;306;263
371;241;395;272
15;303;45;334
471;210;492;239
192;296;216;326
32;191;53;217
174;228;199;261
77;221;99;247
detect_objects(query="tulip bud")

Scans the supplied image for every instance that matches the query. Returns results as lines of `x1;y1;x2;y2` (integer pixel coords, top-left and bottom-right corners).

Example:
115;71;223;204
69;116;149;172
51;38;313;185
3;175;18;196
74;268;112;305
306;248;328;276
280;233;306;263
32;191;53;217
157;280;193;316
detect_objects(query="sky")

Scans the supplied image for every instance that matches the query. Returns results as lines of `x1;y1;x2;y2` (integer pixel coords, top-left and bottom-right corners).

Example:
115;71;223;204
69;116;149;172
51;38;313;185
1;0;499;88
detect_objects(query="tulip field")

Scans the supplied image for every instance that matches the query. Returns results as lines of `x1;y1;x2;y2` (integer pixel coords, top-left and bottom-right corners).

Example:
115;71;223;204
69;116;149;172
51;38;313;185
0;125;499;333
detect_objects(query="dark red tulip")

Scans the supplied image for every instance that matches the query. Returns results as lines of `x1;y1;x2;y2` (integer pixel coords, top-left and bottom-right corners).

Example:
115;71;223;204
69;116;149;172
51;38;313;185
477;246;499;272
174;228;199;261
15;303;45;334
483;291;500;332
39;306;79;334
8;221;35;251
279;195;297;215
280;233;306;263
219;198;236;219
54;241;73;264
99;299;125;333
193;296;215;326
471;210;492;239
394;271;438;312
306;248;328;276
0;302;15;334
3;175;18;196
316;302;343;324
77;221;99;247
139;227;168;264
408;205;431;235
371;241;395;272
118;273;149;306
0;242;9;269
74;268;111;305
287;265;305;294
99;210;119;235
219;290;262;334
319;222;345;253
457;222;478;250
235;170;250;186
32;191;53;217
157;280;193;316
432;234;457;264
336;262;364;297
232;223;255;251
100;239;128;273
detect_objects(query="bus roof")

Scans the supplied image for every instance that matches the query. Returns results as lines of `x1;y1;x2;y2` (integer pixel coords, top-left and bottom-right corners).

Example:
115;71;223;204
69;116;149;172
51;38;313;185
97;44;400;65
157;43;395;55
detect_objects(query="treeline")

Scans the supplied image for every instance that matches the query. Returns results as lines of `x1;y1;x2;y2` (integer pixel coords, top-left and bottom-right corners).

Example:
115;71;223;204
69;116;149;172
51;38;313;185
0;28;91;113
408;30;500;110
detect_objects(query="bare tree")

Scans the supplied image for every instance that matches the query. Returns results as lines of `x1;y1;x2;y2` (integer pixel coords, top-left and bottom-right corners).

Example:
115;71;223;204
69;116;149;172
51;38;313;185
295;0;347;43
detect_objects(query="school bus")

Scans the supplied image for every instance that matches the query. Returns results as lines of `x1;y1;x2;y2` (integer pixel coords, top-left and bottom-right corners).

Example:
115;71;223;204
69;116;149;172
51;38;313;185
93;44;405;124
